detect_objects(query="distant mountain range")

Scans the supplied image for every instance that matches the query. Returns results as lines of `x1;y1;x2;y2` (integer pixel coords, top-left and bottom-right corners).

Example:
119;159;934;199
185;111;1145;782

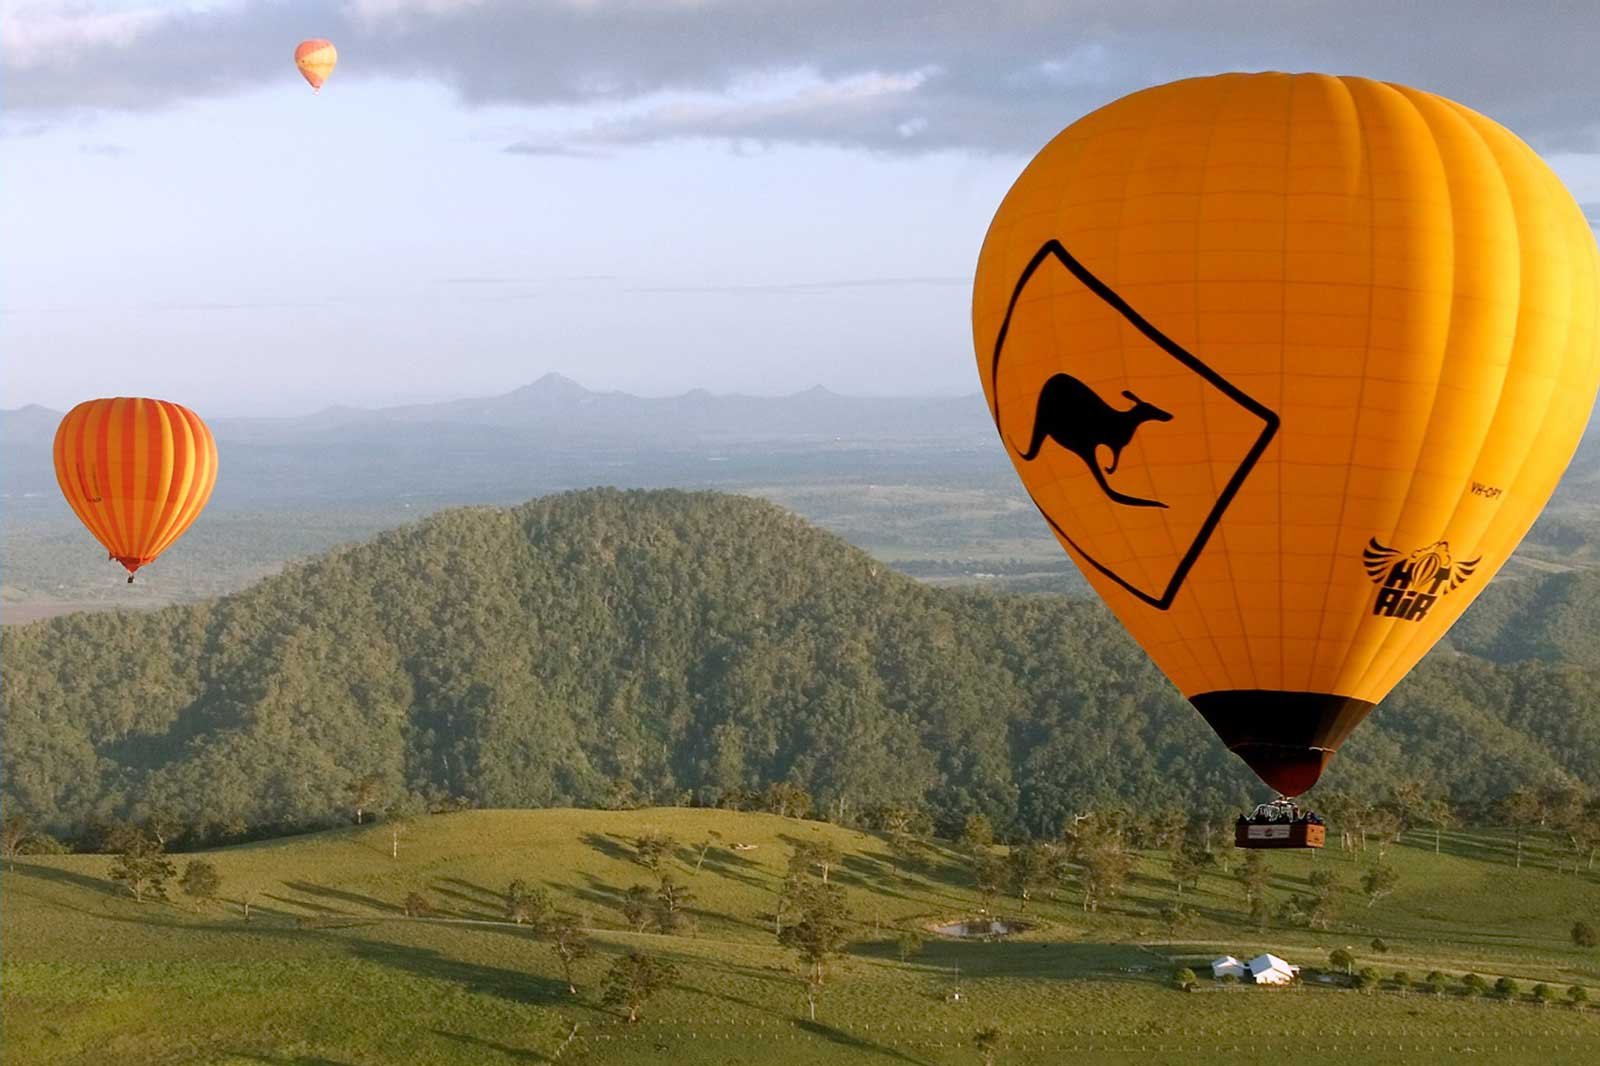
0;375;998;503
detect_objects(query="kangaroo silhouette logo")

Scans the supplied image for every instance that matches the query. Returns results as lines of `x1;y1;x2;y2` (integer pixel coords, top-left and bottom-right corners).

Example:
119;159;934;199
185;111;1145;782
986;239;1280;610
1012;374;1173;508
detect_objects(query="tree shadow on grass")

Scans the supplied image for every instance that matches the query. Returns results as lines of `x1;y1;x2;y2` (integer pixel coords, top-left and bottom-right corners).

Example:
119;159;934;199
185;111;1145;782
281;881;399;914
581;831;639;866
342;936;570;1006
5;860;120;897
429;1029;552;1063
796;1020;936;1066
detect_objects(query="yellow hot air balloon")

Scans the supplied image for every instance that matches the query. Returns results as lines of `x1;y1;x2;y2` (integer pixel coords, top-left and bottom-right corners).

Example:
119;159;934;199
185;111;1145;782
295;38;337;92
53;398;218;582
973;72;1600;800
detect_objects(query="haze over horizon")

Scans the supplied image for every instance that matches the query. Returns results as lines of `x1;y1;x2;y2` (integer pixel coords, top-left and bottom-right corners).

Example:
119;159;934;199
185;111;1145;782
6;1;1600;415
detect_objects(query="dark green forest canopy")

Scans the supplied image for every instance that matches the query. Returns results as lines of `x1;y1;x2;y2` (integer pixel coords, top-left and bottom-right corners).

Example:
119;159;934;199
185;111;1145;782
3;489;1597;839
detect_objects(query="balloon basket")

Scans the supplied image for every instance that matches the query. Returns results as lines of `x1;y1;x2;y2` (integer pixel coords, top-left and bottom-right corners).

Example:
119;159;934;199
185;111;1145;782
1235;798;1325;849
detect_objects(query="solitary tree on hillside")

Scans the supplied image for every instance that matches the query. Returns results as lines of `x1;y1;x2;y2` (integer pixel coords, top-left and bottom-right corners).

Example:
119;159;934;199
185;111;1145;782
506;880;554;928
779;880;851;1021
1361;864;1400;908
692;831;722;871
973;1025;1005;1066
178;860;221;907
1574;920;1599;948
348;773;383;825
621;884;655;932
108;829;176;902
601;952;678;1023
1169;842;1205;898
635;829;675;871
1328;948;1355;975
550;922;591;994
790;840;843;884
1158;902;1192;938
655;874;694;933
1239;850;1269;911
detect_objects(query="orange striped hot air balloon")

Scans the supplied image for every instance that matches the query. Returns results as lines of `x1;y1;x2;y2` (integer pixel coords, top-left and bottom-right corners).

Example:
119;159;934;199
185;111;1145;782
52;398;219;583
295;38;337;92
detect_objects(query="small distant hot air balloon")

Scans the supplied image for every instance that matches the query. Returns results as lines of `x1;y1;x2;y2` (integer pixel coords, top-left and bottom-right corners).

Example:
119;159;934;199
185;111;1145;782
295;38;337;92
973;73;1600;826
53;398;218;583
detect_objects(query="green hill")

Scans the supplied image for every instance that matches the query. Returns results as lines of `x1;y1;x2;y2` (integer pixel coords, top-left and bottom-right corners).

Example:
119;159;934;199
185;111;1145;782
6;807;1600;1065
4;489;1600;841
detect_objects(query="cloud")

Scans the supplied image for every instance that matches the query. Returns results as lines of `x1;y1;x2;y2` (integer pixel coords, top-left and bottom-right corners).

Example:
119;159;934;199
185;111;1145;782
78;141;128;156
5;1;1599;154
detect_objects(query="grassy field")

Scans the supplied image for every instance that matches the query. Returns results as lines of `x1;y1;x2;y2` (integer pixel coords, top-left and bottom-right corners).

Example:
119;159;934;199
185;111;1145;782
6;807;1600;1065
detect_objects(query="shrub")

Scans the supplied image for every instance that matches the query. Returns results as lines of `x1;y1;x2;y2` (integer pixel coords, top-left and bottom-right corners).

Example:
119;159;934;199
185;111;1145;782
1424;971;1447;995
1532;983;1554;1006
1462;973;1487;996
1392;971;1411;992
1573;921;1598;948
1370;937;1389;954
1328;948;1355;974
1173;967;1198;991
1567;985;1588;1007
1353;967;1379;992
1494;976;1520;1000
1219;972;1239;985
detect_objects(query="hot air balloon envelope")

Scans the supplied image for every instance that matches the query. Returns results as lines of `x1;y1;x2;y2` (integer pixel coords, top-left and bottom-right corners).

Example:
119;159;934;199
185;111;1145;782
53;398;219;581
295;39;337;92
973;72;1600;796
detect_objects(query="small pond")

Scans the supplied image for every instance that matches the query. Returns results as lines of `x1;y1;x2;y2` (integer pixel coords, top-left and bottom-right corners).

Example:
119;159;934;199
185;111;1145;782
930;918;1031;939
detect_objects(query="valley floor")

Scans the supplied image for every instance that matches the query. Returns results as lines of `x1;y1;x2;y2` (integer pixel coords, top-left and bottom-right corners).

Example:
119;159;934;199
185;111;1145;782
5;808;1600;1065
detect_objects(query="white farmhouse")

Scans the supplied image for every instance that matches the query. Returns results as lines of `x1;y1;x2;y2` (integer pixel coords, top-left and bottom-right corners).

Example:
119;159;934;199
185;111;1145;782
1211;955;1246;980
1247;953;1299;985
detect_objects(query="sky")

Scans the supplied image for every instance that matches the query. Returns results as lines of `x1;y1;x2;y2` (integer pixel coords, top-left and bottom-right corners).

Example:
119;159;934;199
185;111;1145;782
5;1;1600;416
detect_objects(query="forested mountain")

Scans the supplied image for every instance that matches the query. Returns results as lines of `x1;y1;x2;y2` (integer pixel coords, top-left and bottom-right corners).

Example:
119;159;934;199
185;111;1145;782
4;490;1599;841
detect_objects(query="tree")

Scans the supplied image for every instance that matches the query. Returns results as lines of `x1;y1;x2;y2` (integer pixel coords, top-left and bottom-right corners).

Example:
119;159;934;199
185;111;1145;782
601;952;678;1023
1239;850;1269;910
1424;971;1447;996
108;829;176;902
1573;920;1598;948
790;840;842;885
1361;864;1399;908
1461;973;1488;997
973;1025;1005;1066
1533;983;1554;1007
1077;826;1131;913
655;873;694;933
621;884;655;932
1370;937;1389;954
692;831;722;871
506;879;553;928
1006;843;1046;908
1;815;36;858
779;881;851;1021
1169;843;1205;898
1353;967;1379;992
403;891;432;917
550;922;591;994
973;852;1007;910
896;929;925;963
1158;902;1192;938
1392;970;1411;992
1495;788;1543;869
636;829;675;871
178;860;221;906
1495;976;1520;1000
1567;984;1588;1007
766;781;813;820
1328;948;1355;975
347;773;382;825
960;814;994;851
1172;967;1198;991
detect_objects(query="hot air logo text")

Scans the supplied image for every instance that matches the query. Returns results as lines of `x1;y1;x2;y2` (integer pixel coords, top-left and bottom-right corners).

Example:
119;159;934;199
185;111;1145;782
1362;538;1481;621
1013;375;1173;509
986;239;1279;610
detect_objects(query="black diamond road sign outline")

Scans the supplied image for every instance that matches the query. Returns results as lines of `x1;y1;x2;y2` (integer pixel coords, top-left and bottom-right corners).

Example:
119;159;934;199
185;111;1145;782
988;239;1281;610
